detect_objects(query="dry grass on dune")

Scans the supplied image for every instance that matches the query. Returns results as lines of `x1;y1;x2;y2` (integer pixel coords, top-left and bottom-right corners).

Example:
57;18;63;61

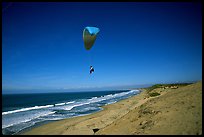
96;81;202;135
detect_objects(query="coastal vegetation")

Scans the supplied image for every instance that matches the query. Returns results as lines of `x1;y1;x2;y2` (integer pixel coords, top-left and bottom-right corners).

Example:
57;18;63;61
145;82;193;98
146;83;193;92
149;92;160;97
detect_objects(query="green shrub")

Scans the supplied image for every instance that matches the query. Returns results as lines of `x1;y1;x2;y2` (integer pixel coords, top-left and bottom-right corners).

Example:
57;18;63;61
146;83;192;92
149;92;160;97
146;84;162;92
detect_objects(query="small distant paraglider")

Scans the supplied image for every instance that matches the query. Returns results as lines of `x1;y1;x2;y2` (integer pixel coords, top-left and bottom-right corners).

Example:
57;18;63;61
83;26;100;74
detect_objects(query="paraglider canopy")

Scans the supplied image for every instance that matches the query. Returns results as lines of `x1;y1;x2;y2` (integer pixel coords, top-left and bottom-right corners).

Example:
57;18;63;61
83;26;100;50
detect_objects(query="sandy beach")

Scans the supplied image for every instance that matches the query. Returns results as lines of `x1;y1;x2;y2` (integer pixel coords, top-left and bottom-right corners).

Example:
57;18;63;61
21;81;202;135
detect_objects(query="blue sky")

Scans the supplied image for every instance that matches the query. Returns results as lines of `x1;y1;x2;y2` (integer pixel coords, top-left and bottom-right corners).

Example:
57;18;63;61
2;2;202;93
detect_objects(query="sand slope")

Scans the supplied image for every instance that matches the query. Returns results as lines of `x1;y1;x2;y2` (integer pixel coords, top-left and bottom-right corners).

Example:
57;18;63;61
96;81;202;135
22;81;202;135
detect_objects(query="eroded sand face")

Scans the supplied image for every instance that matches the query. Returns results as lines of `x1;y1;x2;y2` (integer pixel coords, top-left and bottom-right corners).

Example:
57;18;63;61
22;81;202;135
96;81;202;135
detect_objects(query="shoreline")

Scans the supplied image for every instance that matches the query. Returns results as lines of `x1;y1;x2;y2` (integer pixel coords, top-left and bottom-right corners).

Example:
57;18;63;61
21;81;202;135
20;89;149;135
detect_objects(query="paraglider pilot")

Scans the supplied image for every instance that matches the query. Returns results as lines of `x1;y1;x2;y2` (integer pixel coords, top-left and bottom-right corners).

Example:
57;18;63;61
90;66;94;74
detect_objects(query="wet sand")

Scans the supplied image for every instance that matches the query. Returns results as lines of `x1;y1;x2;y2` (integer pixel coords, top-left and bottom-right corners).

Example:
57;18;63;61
21;81;202;135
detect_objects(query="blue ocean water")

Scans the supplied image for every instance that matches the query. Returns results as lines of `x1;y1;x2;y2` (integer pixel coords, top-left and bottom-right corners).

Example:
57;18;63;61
2;89;141;135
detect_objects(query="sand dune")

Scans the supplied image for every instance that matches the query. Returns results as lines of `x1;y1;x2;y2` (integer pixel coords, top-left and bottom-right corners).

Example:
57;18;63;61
22;81;202;135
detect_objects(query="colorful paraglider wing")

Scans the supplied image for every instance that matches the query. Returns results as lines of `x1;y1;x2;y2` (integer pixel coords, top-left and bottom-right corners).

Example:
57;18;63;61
83;27;100;50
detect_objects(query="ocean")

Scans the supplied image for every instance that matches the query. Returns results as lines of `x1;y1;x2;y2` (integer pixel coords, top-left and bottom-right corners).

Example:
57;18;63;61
2;89;141;135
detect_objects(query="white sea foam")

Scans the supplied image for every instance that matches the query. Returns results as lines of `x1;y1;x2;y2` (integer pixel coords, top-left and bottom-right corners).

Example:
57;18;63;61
63;102;90;111
62;90;139;111
65;101;75;104
2;89;140;135
2;111;55;129
39;117;64;121
105;100;117;105
2;105;54;115
55;103;66;106
63;98;104;111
